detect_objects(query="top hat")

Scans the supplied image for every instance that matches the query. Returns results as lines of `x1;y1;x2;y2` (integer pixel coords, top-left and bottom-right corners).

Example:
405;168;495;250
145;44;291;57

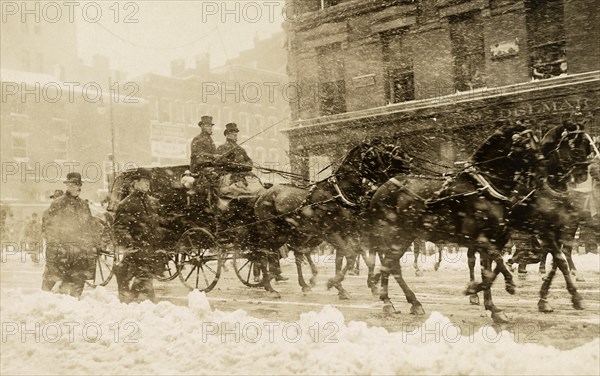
129;168;152;181
224;122;239;135
198;115;214;127
50;189;64;199
64;172;83;185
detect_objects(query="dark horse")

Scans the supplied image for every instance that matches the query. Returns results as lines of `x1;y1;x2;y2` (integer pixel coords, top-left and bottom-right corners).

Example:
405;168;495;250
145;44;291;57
368;121;541;323
465;121;592;312
254;140;412;299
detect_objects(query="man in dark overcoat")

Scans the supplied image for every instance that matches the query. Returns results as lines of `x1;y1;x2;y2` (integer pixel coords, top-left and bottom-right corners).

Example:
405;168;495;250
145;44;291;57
42;172;96;298
112;168;164;303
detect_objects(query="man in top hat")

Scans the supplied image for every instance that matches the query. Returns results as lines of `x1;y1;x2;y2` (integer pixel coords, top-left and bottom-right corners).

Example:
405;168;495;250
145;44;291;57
42;172;96;298
216;123;253;172
112;168;164;303
190;115;221;173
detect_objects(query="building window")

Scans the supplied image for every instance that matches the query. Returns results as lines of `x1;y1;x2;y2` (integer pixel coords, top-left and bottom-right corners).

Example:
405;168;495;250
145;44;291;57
148;96;158;120
526;0;566;80
159;99;171;122
254;114;265;139
268;116;279;139
54;136;69;161
382;29;415;103
317;43;346;116
12;133;28;159
449;11;486;92
173;101;183;123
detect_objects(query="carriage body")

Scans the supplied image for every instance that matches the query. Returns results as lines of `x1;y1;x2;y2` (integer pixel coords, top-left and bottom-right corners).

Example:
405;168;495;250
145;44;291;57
88;164;273;291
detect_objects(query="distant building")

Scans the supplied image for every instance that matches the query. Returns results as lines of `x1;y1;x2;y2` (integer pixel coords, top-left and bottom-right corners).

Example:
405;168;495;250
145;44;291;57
136;32;290;180
0;16;149;208
283;0;599;178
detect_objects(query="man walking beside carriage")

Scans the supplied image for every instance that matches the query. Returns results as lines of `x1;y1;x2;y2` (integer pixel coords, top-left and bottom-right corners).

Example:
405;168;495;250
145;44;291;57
113;168;165;303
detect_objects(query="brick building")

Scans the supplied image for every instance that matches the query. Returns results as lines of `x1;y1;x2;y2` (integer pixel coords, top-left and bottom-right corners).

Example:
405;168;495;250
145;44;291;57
283;0;599;178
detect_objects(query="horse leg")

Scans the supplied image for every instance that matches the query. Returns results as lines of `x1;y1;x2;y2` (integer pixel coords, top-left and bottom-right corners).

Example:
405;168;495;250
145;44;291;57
413;241;423;277
326;233;354;300
484;256;510;323
304;251;319;287
467;249;480;305
539;243;584;312
380;253;397;314
565;245;584;282
260;253;280;299
294;251;311;293
390;254;424;315
364;247;380;297
434;245;442;271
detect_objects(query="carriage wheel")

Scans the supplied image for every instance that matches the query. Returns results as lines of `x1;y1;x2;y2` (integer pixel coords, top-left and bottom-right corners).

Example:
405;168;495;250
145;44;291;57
233;249;264;288
155;251;181;282
86;221;116;288
176;227;222;292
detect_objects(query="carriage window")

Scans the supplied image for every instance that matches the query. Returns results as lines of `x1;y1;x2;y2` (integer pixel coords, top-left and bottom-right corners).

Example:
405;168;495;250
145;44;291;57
382;28;415;104
449;11;486;92
318;43;346;116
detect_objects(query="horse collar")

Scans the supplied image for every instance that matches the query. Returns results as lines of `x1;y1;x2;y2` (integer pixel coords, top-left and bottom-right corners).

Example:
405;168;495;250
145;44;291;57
328;176;359;207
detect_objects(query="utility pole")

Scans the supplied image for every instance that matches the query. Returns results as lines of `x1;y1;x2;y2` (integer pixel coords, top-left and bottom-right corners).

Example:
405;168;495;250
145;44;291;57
109;77;117;183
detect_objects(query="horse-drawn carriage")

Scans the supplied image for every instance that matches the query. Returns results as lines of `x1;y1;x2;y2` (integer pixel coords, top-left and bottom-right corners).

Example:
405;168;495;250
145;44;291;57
87;165;277;292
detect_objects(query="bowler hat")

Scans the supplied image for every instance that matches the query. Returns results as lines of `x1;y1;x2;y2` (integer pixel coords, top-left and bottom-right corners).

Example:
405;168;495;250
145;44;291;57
50;189;64;199
198;115;214;127
64;172;83;185
130;168;152;181
224;122;239;135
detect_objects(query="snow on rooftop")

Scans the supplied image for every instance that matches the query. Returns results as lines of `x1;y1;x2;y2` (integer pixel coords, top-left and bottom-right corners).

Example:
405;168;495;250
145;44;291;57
1;288;598;375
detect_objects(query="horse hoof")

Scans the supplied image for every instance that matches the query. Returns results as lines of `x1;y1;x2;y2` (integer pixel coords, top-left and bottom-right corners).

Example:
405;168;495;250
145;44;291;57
576;276;586;283
309;278;317;288
518;273;527;281
383;303;396;315
410;304;425;315
434;262;440;271
268;291;281;299
301;286;312;293
415;270;424;277
491;311;510;324
338;291;352;300
541;275;547;281
538;299;554;313
505;282;516;295
464;282;479;296
469;294;480;305
371;287;380;297
326;279;335;290
508;264;515;272
572;294;584;310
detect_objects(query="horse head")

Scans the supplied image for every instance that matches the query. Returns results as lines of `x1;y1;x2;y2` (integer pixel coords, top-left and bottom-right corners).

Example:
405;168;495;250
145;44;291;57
541;122;592;189
337;139;411;186
469;120;542;194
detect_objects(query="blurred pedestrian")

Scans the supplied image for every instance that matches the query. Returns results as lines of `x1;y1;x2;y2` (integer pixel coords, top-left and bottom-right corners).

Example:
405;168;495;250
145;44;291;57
113;168;165;303
20;213;42;264
42;173;96;298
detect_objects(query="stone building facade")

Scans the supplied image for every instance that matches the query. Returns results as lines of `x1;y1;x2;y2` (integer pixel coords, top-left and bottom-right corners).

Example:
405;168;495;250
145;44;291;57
283;0;599;179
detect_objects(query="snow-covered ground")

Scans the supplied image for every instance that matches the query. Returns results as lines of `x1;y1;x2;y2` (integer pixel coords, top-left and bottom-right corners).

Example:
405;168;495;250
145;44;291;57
1;288;598;375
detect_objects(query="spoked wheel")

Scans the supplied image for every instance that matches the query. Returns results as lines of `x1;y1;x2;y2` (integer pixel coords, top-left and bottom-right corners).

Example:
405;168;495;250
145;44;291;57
176;227;222;292
86;218;116;288
233;249;264;288
155;250;181;282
